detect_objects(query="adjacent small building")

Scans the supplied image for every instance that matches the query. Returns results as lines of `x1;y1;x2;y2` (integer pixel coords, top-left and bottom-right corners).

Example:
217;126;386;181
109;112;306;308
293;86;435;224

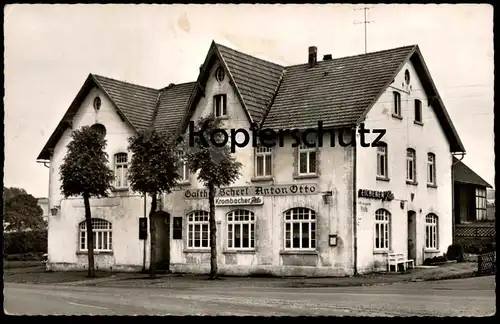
37;41;466;276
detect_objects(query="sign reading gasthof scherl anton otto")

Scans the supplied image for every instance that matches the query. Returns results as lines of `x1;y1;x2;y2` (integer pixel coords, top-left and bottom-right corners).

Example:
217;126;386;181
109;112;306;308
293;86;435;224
183;184;319;199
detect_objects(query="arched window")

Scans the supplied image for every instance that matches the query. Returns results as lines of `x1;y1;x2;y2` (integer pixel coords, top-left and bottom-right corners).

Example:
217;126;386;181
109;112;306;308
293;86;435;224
425;214;438;249
90;123;106;138
374;209;390;251
227;210;255;249
79;218;112;251
187;210;210;248
284;207;316;250
114;153;128;188
406;148;416;183
376;142;388;179
393;91;401;116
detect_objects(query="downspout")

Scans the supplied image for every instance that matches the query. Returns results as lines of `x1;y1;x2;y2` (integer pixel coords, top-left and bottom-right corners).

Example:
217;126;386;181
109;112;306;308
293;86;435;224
451;152;466;244
352;125;358;276
142;194;147;273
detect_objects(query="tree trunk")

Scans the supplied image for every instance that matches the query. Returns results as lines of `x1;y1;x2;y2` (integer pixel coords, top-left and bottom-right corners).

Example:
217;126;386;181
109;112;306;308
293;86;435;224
208;183;218;279
83;192;95;278
149;194;157;279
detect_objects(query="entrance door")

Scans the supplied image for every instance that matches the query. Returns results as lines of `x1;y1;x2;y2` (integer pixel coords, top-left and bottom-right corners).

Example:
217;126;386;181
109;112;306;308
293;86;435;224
152;211;170;271
407;210;417;261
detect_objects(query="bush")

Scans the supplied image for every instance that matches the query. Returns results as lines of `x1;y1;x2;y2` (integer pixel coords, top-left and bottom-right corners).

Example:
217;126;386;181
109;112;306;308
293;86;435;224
3;230;47;255
447;244;465;262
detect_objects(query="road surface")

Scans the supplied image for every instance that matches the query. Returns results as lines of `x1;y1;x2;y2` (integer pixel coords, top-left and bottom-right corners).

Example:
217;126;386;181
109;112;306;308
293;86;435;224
4;276;495;316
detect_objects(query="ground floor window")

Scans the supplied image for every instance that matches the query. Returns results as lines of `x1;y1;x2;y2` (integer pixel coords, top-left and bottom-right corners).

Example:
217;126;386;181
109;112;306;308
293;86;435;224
227;210;255;249
425;214;438;249
284;207;316;250
79;218;112;251
374;209;390;251
187;210;210;248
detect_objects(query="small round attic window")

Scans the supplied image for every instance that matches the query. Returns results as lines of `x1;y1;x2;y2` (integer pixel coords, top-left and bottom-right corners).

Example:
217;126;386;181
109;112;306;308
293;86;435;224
404;69;410;85
93;96;101;111
215;67;225;82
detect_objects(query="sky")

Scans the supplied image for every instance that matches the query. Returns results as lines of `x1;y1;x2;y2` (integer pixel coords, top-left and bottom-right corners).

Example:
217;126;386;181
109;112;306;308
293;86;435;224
4;4;494;198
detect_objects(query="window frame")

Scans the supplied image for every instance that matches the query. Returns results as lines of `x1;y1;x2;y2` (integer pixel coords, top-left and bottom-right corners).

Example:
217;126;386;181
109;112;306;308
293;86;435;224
298;143;317;176
226;210;256;250
425;214;438;250
213;94;227;118
254;145;273;178
114;152;129;189
393;91;401;116
283;207;317;251
186;210;210;249
414;99;422;123
376;142;388;180
176;150;190;183
406;148;417;183
374;209;391;251
475;188;487;220
79;218;113;252
427;153;436;186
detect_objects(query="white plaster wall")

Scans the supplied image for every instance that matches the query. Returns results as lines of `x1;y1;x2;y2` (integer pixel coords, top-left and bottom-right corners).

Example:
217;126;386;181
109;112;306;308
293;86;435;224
47;86;152;270
356;60;453;272
164;57;355;276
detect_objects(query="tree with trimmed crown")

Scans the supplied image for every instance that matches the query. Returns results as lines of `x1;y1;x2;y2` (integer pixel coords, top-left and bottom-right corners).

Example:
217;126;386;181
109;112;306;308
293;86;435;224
183;113;242;279
127;128;181;278
59;126;114;278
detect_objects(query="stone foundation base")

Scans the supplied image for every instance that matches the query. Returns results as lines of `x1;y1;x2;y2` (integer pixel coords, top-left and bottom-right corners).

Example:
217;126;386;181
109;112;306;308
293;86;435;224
46;262;143;272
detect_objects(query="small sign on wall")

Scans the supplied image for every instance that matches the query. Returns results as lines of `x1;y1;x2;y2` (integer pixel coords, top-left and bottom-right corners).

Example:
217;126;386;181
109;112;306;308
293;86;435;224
139;217;148;240
173;217;182;240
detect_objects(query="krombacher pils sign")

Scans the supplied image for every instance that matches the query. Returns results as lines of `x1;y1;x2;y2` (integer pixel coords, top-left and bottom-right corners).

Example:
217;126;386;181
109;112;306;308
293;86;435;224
183;183;319;199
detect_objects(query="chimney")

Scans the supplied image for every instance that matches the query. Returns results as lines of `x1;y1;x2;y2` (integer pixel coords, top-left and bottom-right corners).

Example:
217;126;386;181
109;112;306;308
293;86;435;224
323;54;332;61
308;46;317;68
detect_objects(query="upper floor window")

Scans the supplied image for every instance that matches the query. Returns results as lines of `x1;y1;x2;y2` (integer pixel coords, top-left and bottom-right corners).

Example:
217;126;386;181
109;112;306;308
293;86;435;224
215;66;225;82
176;150;190;182
414;99;422;123
187;210;210;249
114;153;128;188
427;153;436;186
406;148;416;183
376;142;388;179
284;207;316;250
475;188;487;220
298;143;317;175
255;145;272;177
90;123;106;138
393;91;401;116
79;218;112;252
227;210;255;249
425;214;438;249
214;94;227;118
374;209;390;251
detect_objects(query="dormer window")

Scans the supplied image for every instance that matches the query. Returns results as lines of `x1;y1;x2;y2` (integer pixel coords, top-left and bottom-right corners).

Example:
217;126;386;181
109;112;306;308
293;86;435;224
214;94;227;118
93;96;101;111
215;67;225;82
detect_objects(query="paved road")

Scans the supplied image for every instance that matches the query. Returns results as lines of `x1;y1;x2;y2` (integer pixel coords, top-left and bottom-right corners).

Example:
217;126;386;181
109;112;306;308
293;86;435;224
4;276;495;316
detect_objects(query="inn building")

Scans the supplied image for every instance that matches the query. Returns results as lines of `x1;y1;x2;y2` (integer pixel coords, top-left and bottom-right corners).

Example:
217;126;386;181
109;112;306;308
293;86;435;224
37;41;465;276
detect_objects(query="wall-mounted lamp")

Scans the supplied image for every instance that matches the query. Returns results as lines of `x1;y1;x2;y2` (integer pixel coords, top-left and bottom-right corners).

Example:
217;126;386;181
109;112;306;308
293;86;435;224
329;234;338;247
322;191;333;204
411;193;415;201
50;206;59;216
400;200;405;209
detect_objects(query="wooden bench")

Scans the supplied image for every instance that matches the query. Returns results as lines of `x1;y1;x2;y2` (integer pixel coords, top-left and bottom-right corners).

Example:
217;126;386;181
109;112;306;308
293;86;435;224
387;253;415;272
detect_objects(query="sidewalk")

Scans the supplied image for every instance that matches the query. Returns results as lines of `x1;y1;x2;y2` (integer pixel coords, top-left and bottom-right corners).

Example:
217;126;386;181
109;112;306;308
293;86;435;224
77;261;480;289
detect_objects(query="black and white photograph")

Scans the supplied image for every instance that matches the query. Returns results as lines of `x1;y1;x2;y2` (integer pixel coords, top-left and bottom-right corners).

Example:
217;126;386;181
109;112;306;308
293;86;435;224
3;3;495;316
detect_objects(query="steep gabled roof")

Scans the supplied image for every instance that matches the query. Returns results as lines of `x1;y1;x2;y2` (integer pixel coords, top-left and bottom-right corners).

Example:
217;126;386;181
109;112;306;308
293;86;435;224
262;45;465;153
154;82;196;135
178;41;285;134
453;157;492;188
